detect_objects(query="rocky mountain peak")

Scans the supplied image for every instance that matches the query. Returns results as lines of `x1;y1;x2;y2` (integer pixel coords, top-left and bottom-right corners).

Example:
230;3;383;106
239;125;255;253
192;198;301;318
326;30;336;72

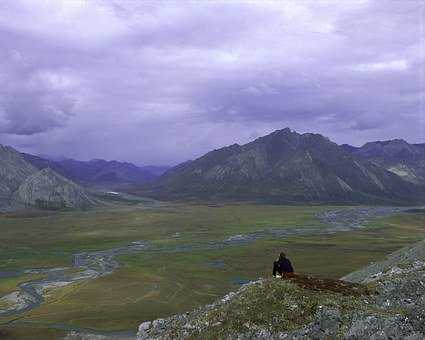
254;128;334;150
152;128;425;203
361;139;419;156
255;127;297;143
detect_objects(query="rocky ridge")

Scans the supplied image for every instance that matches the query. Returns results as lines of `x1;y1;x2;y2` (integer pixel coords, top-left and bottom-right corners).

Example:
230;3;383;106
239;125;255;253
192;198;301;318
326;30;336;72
152;128;425;204
342;139;425;185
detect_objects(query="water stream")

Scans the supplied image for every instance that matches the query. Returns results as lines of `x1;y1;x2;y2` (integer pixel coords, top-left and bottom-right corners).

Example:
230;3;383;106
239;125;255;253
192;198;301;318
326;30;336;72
0;206;408;319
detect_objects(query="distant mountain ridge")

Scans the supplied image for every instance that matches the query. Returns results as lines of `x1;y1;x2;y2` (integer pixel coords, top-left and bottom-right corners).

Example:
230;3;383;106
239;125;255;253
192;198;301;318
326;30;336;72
151;128;425;204
4;129;425;205
0;145;93;210
341;139;425;185
22;154;169;187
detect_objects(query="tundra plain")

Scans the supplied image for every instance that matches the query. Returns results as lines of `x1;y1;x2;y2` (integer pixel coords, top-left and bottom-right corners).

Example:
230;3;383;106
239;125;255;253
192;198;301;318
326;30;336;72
0;197;424;339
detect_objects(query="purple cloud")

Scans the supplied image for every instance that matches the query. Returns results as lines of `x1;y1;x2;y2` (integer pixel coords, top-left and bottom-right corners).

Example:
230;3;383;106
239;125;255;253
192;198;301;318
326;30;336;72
0;0;423;164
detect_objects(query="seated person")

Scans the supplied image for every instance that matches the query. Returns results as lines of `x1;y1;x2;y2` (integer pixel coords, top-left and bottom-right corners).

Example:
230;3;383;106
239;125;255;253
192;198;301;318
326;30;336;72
272;252;295;278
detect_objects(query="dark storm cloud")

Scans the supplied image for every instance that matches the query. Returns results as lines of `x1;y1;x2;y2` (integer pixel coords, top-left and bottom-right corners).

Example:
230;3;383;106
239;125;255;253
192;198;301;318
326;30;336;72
0;0;423;164
0;93;75;135
0;30;79;135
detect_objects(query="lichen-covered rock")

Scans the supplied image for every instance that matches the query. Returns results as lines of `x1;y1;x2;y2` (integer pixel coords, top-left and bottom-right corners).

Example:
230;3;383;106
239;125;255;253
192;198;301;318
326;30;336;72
345;315;423;340
405;296;425;333
295;307;342;339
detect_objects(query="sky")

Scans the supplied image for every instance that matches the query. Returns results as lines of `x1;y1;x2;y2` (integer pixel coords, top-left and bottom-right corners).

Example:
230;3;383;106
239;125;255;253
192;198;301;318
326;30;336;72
0;0;424;165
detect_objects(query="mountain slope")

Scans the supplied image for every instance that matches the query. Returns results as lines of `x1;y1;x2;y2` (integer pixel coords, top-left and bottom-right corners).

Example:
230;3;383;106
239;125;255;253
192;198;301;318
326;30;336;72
21;153;70;178
13;168;94;209
342;139;425;185
139;165;170;177
0;145;93;210
0;145;38;205
153;128;424;203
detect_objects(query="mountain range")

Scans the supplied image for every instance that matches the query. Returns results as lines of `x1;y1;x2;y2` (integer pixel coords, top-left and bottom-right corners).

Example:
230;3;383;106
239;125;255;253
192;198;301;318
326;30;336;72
341;140;425;185
2;128;425;208
21;154;169;187
149;128;425;204
0;145;169;211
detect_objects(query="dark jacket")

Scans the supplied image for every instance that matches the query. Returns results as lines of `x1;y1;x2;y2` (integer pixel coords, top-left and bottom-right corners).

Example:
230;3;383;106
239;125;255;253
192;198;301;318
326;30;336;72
273;258;294;276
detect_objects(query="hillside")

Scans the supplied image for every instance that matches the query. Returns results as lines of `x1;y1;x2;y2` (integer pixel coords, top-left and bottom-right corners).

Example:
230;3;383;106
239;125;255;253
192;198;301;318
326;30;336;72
13;168;94;209
151;128;425;204
0;145;94;210
342;139;425;185
0;145;38;207
134;238;425;339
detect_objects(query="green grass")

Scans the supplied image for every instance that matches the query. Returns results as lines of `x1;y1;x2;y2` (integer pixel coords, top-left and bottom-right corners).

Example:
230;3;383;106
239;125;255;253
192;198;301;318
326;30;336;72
0;274;45;297
0;202;424;335
0;203;328;271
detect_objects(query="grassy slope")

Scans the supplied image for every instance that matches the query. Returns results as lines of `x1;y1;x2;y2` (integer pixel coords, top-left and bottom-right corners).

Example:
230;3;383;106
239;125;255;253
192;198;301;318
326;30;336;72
0;203;424;334
154;277;382;339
